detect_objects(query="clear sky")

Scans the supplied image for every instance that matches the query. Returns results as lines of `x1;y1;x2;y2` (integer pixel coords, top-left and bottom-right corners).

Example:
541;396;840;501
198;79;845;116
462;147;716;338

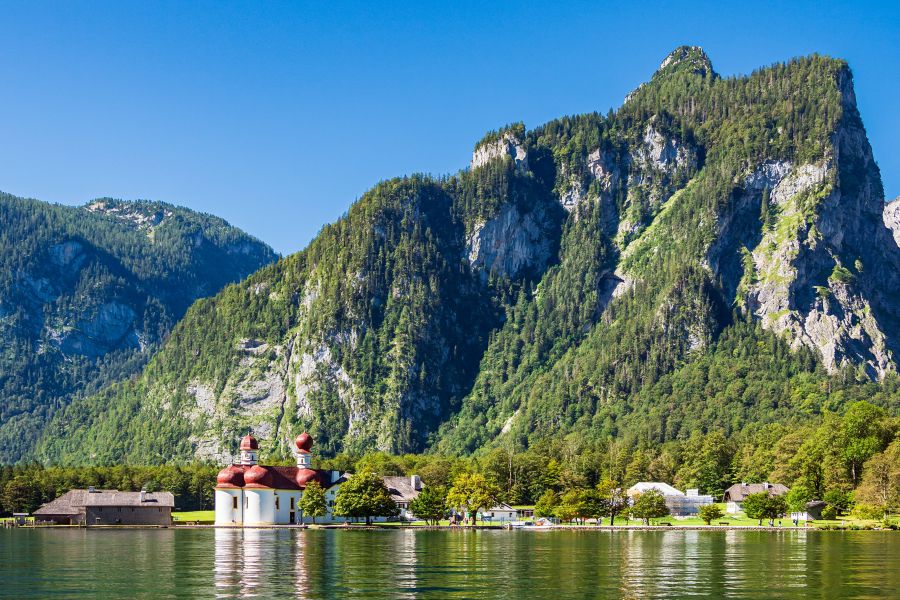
1;1;897;254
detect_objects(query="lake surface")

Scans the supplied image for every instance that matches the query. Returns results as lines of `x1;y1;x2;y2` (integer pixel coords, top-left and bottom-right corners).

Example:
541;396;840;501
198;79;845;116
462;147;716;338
1;528;897;598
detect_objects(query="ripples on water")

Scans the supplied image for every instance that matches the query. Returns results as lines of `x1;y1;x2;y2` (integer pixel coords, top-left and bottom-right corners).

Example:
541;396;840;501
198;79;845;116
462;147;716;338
2;528;897;599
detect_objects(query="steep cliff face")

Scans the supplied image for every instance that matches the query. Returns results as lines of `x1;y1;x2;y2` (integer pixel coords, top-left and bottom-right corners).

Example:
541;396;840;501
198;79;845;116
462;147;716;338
886;198;900;246
471;126;529;171
35;48;900;463
732;72;900;378
0;194;276;462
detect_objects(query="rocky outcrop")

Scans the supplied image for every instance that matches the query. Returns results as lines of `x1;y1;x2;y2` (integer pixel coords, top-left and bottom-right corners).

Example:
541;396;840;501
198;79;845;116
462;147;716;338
655;46;716;79
466;203;554;279
731;76;900;378
885;198;900;247
86;199;172;231
471;132;528;171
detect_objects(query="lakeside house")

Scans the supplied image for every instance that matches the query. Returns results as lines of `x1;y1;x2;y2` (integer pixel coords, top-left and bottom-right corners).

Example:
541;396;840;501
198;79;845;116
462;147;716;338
215;432;422;525
478;503;517;523
33;488;174;526
383;475;423;520
723;482;789;514
626;482;714;516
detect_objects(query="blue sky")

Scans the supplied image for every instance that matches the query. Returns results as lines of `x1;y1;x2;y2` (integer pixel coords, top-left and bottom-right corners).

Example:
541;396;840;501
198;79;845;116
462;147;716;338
1;1;897;254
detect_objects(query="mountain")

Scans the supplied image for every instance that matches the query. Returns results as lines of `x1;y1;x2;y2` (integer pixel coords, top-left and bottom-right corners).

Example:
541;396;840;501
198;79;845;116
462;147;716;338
886;197;900;246
0;194;277;462
35;48;900;465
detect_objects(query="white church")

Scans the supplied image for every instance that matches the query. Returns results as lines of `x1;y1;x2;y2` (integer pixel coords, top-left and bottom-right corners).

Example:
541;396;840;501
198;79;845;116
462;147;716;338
214;432;349;525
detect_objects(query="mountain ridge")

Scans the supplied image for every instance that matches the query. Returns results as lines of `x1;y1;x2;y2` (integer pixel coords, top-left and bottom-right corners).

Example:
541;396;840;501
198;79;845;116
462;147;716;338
30;47;900;465
0;192;277;462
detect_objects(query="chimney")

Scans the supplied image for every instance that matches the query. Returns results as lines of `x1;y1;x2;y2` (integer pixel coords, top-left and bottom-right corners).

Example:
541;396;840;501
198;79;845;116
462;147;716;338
140;488;147;502
411;475;421;491
88;486;97;493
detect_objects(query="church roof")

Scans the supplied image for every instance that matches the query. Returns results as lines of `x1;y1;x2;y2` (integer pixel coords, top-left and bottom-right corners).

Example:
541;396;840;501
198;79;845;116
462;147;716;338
216;465;336;490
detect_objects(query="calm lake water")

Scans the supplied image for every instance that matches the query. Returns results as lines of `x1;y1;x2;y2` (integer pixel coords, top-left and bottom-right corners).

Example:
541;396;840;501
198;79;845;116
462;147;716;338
1;528;898;599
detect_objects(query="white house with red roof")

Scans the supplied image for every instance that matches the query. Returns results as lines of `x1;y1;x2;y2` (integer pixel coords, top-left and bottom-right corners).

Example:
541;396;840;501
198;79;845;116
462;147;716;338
214;432;347;525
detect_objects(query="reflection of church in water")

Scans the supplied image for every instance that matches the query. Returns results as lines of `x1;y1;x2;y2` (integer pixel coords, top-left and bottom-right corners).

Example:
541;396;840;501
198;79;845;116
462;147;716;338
214;432;348;525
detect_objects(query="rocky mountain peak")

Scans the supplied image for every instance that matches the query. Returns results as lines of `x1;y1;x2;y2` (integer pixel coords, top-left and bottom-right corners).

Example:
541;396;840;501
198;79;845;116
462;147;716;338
86;199;173;231
654;45;716;79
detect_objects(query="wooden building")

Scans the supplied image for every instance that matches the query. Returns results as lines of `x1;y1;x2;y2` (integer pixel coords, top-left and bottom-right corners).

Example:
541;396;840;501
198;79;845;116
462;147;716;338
33;488;174;526
723;482;789;514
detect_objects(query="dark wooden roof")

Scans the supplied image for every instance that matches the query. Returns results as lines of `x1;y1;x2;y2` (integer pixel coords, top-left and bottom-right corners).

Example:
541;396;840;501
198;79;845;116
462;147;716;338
382;476;422;503
723;483;789;502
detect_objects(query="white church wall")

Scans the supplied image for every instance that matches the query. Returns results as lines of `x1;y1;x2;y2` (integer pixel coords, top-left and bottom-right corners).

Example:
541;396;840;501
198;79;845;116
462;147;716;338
246;489;276;524
215;489;243;525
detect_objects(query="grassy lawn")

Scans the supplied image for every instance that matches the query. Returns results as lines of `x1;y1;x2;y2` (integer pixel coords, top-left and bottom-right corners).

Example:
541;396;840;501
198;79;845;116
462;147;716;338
172;510;215;523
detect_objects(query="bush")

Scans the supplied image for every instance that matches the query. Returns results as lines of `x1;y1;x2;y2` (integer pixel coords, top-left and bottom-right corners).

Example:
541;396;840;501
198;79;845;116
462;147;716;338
851;504;883;520
698;504;725;525
821;504;839;520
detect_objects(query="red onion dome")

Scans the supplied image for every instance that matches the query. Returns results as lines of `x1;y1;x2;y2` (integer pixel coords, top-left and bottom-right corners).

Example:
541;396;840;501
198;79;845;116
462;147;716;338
295;432;313;452
216;465;245;487
295;469;320;487
244;465;273;487
239;434;259;451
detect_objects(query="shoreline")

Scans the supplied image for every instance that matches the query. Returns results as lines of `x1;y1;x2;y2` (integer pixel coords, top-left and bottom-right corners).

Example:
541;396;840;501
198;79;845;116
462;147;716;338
13;523;896;532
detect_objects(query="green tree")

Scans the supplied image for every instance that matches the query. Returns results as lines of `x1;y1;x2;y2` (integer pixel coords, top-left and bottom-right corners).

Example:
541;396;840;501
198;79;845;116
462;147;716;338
333;472;398;525
630;490;670;525
534;489;560;519
741;492;770;525
409;486;447;525
763;495;788;525
785;484;812;515
297;480;327;524
1;476;42;514
698;504;724;525
839;402;891;486
596;479;628;526
854;441;900;519
446;473;500;526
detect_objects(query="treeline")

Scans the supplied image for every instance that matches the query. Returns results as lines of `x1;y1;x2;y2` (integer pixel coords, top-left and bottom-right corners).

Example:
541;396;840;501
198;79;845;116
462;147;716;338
326;400;898;518
0;464;218;515
3;401;896;520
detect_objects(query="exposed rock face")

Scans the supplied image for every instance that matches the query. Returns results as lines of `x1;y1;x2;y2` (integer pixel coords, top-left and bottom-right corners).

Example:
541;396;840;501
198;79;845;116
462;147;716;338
637;124;697;173
466;202;554;279
56;302;141;357
730;76;900;378
87;199;172;232
471;132;528;171
885;198;900;247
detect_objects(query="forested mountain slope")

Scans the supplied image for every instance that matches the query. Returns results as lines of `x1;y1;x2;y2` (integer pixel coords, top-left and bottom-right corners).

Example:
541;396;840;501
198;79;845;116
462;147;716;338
0;195;276;462
36;48;900;465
